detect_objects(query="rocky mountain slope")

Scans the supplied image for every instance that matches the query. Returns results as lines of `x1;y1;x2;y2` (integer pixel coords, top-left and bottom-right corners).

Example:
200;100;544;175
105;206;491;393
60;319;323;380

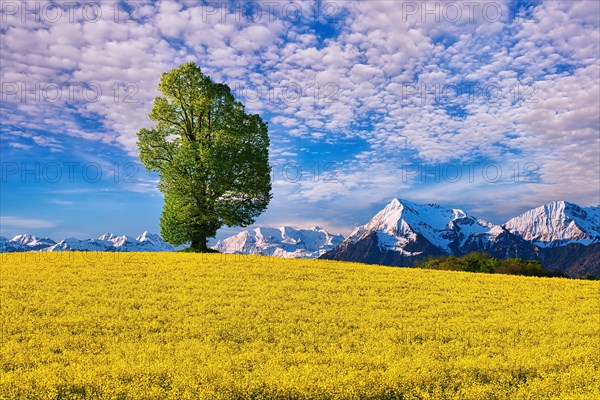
321;199;599;277
213;226;344;258
505;201;599;246
1;232;177;252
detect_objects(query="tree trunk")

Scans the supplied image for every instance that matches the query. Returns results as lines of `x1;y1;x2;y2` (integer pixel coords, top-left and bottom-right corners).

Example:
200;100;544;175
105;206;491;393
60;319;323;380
190;236;208;252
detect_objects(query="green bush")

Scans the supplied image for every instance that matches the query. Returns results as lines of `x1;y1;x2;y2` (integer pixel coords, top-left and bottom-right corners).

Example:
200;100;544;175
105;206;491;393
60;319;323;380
417;253;564;278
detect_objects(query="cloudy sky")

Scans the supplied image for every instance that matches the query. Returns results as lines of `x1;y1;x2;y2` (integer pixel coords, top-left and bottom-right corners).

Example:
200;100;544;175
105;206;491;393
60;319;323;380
1;0;599;241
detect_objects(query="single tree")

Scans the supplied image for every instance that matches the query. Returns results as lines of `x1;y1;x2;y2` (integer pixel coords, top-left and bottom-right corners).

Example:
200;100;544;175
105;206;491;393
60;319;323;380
137;63;271;251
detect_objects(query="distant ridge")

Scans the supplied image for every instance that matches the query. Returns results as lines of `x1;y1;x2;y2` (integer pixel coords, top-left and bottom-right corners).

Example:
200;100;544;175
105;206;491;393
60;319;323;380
0;231;178;253
213;226;344;258
505;201;600;246
0;226;344;257
3;200;598;276
320;199;600;277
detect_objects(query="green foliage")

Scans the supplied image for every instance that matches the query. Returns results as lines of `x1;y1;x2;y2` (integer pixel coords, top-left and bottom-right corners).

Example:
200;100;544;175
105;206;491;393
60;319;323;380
137;63;271;251
417;252;564;278
176;247;220;253
494;258;555;277
159;191;192;247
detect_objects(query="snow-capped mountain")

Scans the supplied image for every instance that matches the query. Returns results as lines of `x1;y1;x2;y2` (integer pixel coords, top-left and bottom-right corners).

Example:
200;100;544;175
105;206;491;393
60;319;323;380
98;233;120;242
345;198;508;255
504;201;600;247
322;198;540;267
1;232;177;252
331;198;530;258
45;237;114;252
213;226;344;258
135;231;179;251
97;233;136;249
3;199;598;276
96;232;172;252
2;227;341;256
321;198;599;277
1;234;56;252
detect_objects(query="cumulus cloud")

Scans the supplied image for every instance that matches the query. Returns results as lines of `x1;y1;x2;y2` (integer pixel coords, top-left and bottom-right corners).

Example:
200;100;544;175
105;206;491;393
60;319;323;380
1;0;598;231
0;216;58;229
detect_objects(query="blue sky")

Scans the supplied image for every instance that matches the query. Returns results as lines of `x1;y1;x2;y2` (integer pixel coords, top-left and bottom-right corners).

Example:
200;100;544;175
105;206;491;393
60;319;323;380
1;0;599;241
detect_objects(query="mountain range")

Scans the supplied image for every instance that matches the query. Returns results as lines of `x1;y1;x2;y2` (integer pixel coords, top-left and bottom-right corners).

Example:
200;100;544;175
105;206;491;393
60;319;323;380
213;226;344;258
0;227;343;257
0;232;178;253
2;199;598;277
320;199;599;277
504;201;600;246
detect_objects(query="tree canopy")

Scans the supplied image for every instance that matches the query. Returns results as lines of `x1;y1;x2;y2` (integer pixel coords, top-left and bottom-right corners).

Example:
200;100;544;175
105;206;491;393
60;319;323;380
416;252;564;277
137;62;271;251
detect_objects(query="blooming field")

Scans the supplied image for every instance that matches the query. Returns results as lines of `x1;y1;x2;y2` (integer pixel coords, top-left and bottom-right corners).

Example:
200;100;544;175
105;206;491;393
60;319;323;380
1;252;598;399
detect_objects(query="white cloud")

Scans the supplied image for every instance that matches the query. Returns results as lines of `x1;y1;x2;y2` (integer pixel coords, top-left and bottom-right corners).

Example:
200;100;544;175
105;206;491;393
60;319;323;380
0;216;58;229
1;0;598;232
7;142;32;150
51;199;74;206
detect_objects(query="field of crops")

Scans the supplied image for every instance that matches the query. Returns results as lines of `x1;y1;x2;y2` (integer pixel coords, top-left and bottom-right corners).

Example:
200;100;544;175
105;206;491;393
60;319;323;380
1;252;598;399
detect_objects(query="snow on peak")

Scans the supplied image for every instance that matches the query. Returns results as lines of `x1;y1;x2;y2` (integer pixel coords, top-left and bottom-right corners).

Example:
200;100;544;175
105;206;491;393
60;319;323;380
9;234;33;244
504;201;600;246
7;234;56;249
45;237;113;252
346;198;502;253
213;226;344;258
99;234;139;249
2;232;176;252
11;234;44;245
98;233;118;242
105;233;174;251
136;231;162;243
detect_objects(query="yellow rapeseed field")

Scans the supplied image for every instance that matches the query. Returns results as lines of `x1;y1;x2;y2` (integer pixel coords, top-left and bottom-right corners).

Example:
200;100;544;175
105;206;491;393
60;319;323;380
1;252;598;399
